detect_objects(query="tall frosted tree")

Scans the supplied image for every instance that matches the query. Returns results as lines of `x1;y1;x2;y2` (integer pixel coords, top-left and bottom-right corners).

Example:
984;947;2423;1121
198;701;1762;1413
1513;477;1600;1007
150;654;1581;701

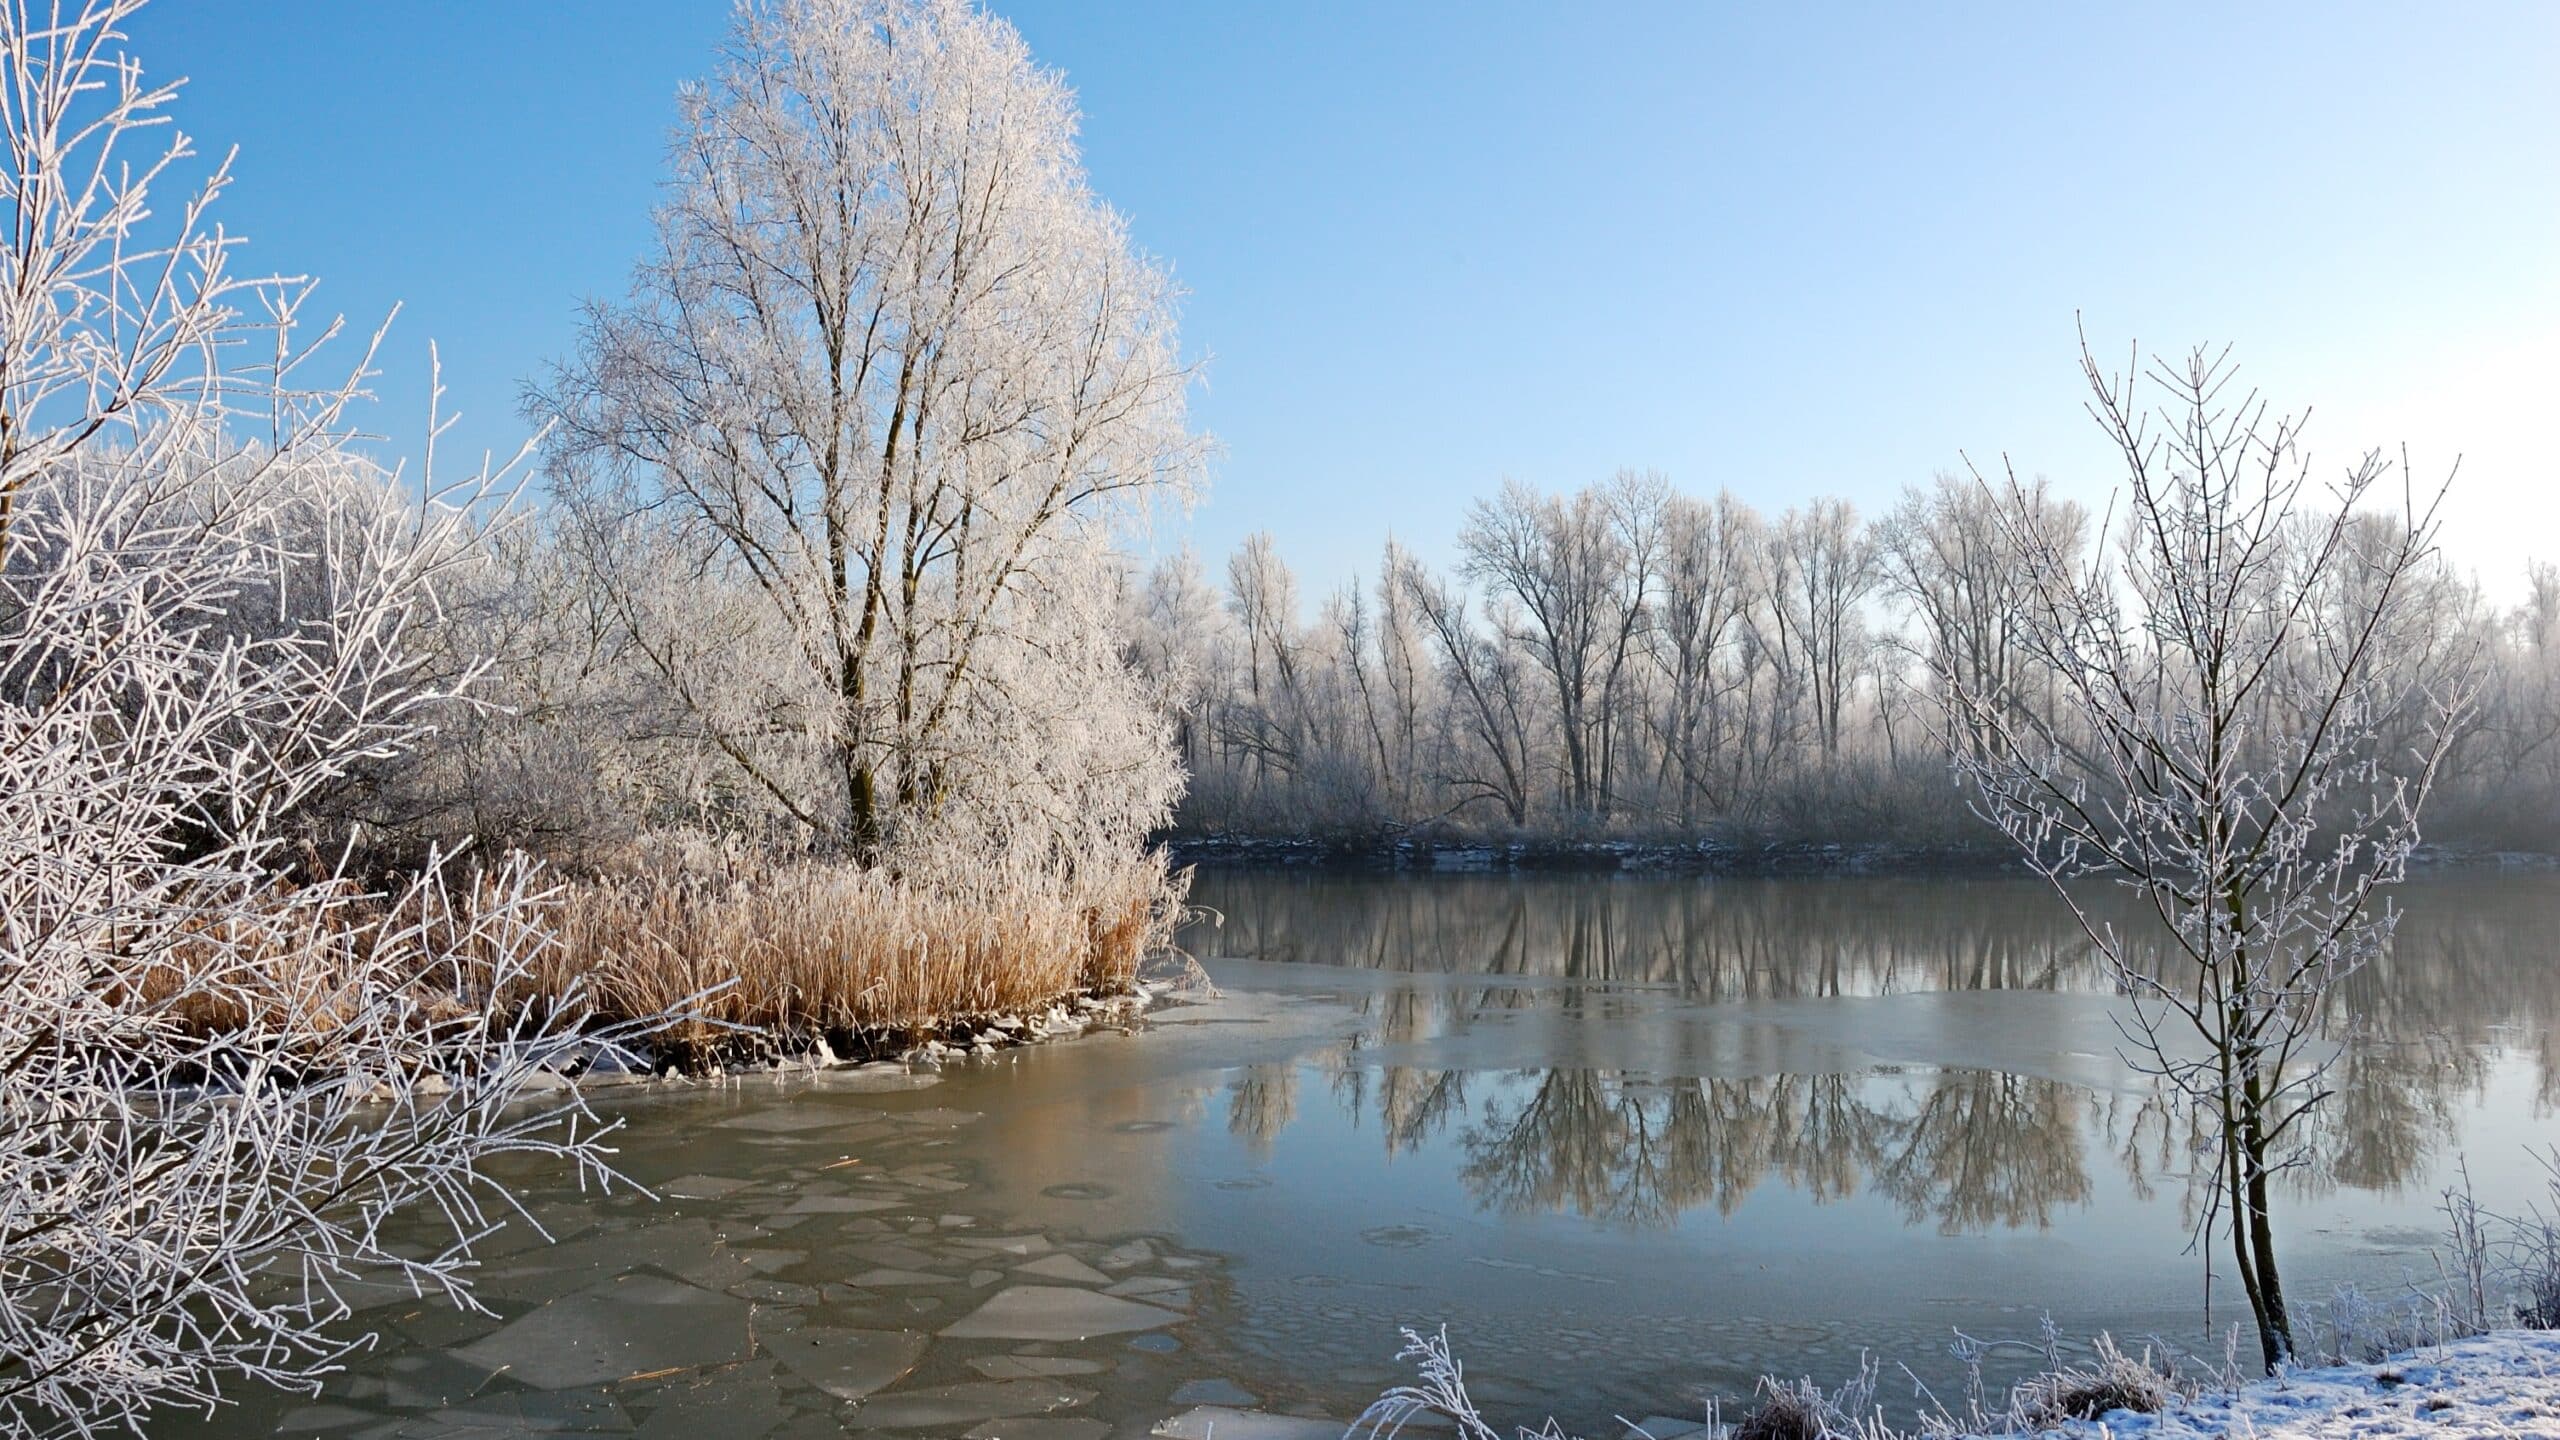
538;0;1200;861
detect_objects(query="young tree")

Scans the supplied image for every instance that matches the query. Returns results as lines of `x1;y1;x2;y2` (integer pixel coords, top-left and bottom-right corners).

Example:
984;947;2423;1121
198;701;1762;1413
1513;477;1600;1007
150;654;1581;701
1943;337;2475;1369
0;4;648;1431
537;0;1200;857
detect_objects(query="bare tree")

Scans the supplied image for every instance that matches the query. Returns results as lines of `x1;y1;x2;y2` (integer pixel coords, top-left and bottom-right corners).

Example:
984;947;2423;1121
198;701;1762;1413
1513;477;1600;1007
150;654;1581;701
1401;556;1536;827
1943;337;2476;1369
1148;465;2531;848
1221;531;1311;791
1328;581;1398;806
0;4;653;1431
537;0;1200;856
2481;562;2560;808
1594;472;1667;820
1760;497;1878;760
1459;474;1657;820
1878;472;2086;764
1372;539;1436;816
1646;490;1760;822
1126;545;1230;776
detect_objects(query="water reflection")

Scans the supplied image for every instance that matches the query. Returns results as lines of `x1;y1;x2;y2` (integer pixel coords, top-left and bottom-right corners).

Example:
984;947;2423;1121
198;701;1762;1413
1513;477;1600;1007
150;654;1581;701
1203;874;2094;1001
1188;871;2560;1234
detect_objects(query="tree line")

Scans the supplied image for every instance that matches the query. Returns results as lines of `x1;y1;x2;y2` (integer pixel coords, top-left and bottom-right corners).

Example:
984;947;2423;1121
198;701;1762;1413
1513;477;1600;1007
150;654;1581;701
1131;464;2553;849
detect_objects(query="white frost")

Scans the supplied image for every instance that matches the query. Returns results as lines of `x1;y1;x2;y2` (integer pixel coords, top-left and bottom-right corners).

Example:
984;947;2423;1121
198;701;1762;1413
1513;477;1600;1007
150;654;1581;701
2023;1331;2560;1440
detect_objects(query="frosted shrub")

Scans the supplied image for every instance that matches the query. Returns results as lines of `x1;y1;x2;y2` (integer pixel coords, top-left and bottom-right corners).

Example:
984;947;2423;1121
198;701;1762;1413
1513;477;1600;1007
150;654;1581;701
2431;1147;2560;1334
0;3;664;1431
1729;1376;1856;1440
1351;1327;1596;1440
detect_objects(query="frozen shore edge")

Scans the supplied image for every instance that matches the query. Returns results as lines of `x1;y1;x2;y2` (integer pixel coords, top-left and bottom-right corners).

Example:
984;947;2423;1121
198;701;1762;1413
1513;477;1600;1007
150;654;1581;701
500;978;1178;1097
2036;1330;2560;1439
1319;1330;2560;1440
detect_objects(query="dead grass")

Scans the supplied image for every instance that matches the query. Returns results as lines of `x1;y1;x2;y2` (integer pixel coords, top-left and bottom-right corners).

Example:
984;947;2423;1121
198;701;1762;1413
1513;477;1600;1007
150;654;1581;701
85;841;1186;1073
2008;1335;2179;1426
534;843;1186;1066
1729;1380;1836;1440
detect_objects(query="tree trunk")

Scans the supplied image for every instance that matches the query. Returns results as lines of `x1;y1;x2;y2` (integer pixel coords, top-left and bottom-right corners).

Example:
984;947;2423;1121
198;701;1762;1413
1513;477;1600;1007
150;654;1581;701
2240;1090;2294;1367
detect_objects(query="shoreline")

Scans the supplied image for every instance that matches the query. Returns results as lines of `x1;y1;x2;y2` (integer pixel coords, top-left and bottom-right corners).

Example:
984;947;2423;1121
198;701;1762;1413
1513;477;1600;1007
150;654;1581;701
566;978;1180;1089
1984;1331;2560;1439
1343;1330;2560;1440
1165;834;2020;876
1163;833;2560;879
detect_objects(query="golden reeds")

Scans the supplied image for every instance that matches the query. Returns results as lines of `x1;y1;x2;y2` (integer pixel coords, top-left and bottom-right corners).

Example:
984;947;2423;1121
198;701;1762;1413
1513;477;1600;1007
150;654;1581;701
537;845;1184;1065
94;843;1182;1072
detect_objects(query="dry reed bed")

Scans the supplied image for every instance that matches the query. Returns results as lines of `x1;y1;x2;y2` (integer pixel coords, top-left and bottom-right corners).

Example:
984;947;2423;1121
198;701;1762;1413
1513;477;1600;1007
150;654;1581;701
108;849;1184;1074
536;850;1183;1066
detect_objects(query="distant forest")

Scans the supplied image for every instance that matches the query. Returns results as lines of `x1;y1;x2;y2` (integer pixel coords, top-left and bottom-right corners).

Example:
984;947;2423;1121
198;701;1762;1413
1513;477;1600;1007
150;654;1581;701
1127;469;2557;849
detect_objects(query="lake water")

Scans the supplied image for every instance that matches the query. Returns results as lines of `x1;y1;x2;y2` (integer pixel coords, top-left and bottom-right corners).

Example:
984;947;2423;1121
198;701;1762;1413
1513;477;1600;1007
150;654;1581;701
185;871;2560;1438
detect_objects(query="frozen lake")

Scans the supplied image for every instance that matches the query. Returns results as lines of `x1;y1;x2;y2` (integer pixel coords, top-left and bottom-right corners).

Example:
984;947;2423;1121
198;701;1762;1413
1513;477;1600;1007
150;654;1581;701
184;871;2560;1436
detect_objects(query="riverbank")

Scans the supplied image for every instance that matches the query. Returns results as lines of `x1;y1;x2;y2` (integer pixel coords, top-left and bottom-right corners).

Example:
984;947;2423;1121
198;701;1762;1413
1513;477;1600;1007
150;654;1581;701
2055;1331;2560;1438
1350;1329;2560;1440
1166;834;2021;876
149;846;1191;1085
553;980;1175;1089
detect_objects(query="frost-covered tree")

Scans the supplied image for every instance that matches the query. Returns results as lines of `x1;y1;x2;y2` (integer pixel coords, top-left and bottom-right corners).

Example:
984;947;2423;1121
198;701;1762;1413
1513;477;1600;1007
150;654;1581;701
1459;473;1661;820
1369;539;1439;815
1760;496;1878;761
1647;489;1762;823
1126;545;1233;777
1402;555;1539;827
0;3;646;1431
1146;463;2530;848
1878;472;2086;764
537;0;1200;864
2465;563;2560;836
1942;338;2476;1369
1220;531;1312;793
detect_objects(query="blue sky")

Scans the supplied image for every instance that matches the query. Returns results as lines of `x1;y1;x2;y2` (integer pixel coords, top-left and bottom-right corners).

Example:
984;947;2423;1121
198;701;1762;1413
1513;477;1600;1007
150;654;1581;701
130;2;2560;602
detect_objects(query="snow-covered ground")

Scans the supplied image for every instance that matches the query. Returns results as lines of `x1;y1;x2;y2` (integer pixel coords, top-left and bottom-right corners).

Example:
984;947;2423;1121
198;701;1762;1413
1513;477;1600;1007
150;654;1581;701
2060;1331;2560;1439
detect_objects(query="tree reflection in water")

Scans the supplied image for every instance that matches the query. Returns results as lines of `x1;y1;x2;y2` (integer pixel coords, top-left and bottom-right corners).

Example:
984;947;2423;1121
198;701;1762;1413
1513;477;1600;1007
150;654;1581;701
1194;871;2560;1233
1446;1068;2092;1233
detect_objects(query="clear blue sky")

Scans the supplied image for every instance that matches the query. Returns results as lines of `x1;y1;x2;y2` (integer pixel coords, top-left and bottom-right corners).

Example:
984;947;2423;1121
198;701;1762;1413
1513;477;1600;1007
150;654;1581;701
129;2;2560;601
